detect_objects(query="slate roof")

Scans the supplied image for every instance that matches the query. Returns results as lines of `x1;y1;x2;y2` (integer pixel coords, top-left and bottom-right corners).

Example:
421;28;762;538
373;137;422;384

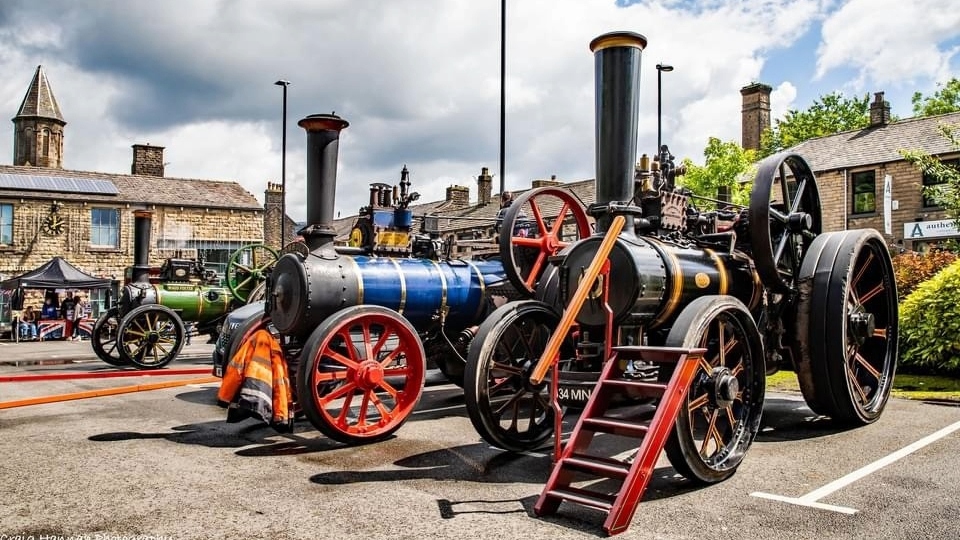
0;164;262;211
791;111;960;172
14;65;65;123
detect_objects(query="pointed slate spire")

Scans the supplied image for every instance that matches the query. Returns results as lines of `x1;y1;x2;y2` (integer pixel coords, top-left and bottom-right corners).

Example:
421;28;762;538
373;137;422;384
14;65;65;123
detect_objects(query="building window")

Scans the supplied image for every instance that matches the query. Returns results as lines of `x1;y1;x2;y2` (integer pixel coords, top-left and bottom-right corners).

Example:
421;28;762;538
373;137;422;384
90;208;119;247
922;158;958;208
89;288;111;319
0;203;13;245
851;170;876;214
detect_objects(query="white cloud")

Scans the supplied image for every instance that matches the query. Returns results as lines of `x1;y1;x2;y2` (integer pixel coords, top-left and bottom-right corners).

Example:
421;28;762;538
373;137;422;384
816;0;960;88
0;0;842;221
770;81;799;121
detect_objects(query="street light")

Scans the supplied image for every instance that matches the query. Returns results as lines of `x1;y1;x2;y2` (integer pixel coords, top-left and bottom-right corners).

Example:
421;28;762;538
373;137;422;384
656;63;673;152
499;0;506;198
274;79;291;247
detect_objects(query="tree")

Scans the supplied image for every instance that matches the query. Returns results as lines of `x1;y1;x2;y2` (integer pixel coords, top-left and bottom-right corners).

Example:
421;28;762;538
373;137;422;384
900;123;960;227
679;137;757;208
760;92;871;157
912;78;960;117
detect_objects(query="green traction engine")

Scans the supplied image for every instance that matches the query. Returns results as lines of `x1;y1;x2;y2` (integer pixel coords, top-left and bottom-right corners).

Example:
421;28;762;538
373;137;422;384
90;210;277;369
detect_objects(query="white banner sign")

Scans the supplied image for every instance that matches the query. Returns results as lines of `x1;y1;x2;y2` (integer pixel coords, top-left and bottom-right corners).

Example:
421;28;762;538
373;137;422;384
883;174;892;235
904;219;960;239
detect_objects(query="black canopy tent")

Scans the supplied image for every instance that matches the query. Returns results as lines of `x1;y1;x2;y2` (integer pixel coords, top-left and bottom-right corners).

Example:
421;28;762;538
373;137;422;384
1;258;112;341
0;257;111;291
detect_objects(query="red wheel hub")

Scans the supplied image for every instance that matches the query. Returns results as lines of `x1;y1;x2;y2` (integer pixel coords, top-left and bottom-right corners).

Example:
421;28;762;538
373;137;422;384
542;234;560;252
355;360;385;390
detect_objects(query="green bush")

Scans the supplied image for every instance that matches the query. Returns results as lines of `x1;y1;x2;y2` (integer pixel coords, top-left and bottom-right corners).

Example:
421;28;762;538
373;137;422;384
899;258;960;374
892;249;958;299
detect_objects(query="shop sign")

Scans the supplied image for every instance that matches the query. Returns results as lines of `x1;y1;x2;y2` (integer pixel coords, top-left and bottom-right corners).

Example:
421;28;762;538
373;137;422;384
904;219;960;239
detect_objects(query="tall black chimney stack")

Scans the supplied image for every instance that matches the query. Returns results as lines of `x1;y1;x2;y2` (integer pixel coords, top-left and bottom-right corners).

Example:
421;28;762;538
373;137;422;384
589;31;646;233
131;210;152;283
297;113;350;250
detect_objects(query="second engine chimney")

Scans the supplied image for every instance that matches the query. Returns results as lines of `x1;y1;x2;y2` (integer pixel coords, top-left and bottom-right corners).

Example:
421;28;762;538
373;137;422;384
297;113;350;250
590;31;647;233
132;210;152;283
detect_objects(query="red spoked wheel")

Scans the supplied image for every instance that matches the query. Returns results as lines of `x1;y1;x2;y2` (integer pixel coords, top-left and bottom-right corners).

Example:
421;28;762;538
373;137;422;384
296;305;426;444
498;187;592;295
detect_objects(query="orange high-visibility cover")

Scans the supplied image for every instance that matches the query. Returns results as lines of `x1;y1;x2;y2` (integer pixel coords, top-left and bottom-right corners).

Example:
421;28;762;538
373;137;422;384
217;329;292;429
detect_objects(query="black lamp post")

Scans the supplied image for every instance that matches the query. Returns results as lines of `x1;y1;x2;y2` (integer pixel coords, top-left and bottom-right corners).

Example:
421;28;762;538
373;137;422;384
274;79;291;246
499;0;506;198
656;63;673;152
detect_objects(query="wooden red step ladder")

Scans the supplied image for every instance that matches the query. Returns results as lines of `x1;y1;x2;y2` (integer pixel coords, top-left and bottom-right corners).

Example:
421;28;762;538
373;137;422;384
526;214;705;535
534;345;703;536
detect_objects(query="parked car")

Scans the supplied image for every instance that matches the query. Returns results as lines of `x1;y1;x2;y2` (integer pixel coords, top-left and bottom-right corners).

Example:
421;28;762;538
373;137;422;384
211;300;265;377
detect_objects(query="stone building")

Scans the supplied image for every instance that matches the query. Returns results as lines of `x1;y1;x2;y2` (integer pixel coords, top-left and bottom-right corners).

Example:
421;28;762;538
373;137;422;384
0;66;264;325
740;85;960;251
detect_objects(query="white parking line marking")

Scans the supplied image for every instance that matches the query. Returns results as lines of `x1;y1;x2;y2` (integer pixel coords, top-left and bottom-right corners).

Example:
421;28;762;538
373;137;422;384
412;403;464;415
752;418;960;514
494;447;548;458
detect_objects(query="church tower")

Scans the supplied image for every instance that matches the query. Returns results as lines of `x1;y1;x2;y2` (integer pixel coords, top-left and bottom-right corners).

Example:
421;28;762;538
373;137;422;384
13;65;66;168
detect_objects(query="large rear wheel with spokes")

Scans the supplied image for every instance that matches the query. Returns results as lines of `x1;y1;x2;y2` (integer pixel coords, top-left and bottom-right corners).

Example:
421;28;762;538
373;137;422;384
795;229;898;425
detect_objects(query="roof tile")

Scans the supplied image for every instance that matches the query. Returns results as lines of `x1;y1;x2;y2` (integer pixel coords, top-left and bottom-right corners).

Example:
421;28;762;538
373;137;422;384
0;164;262;210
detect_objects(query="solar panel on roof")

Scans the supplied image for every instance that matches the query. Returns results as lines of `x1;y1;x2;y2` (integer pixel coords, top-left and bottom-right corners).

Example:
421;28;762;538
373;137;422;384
0;173;119;195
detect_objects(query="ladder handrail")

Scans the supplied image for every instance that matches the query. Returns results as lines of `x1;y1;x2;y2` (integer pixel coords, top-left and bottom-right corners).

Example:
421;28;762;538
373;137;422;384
530;214;625;385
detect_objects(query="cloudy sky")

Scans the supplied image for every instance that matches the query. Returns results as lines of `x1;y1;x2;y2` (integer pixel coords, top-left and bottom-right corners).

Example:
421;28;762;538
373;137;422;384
0;0;957;221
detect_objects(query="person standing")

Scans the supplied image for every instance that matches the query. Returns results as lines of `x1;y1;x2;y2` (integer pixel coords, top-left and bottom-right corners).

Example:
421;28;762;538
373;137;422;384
60;291;76;340
72;294;91;340
60;291;76;320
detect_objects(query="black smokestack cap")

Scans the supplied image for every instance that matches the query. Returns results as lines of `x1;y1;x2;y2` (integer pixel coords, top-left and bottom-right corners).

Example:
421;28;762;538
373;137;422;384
132;210;152;283
590;31;647;233
297;113;350;249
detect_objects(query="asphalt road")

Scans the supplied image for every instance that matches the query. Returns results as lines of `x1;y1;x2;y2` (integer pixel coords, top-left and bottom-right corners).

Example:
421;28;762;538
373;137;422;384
1;359;958;540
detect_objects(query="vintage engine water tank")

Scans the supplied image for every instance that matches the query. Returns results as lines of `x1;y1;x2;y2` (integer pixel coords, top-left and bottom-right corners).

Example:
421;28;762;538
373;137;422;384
268;251;506;337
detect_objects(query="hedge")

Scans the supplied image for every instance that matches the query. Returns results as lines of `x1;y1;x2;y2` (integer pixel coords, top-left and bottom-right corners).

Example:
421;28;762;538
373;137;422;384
899;258;960;374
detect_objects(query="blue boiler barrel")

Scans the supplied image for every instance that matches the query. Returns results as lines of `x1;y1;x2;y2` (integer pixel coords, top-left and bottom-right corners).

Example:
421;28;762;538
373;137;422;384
267;251;507;337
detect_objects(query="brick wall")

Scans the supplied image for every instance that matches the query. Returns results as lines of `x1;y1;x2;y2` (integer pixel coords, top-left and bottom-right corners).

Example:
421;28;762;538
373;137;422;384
815;159;949;245
741;83;772;151
0;198;263;282
131;144;165;176
445;185;470;208
263;182;283;251
477;168;493;207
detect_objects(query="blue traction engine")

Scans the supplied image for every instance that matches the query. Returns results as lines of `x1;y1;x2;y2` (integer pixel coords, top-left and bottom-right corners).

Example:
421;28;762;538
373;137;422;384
229;113;525;445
